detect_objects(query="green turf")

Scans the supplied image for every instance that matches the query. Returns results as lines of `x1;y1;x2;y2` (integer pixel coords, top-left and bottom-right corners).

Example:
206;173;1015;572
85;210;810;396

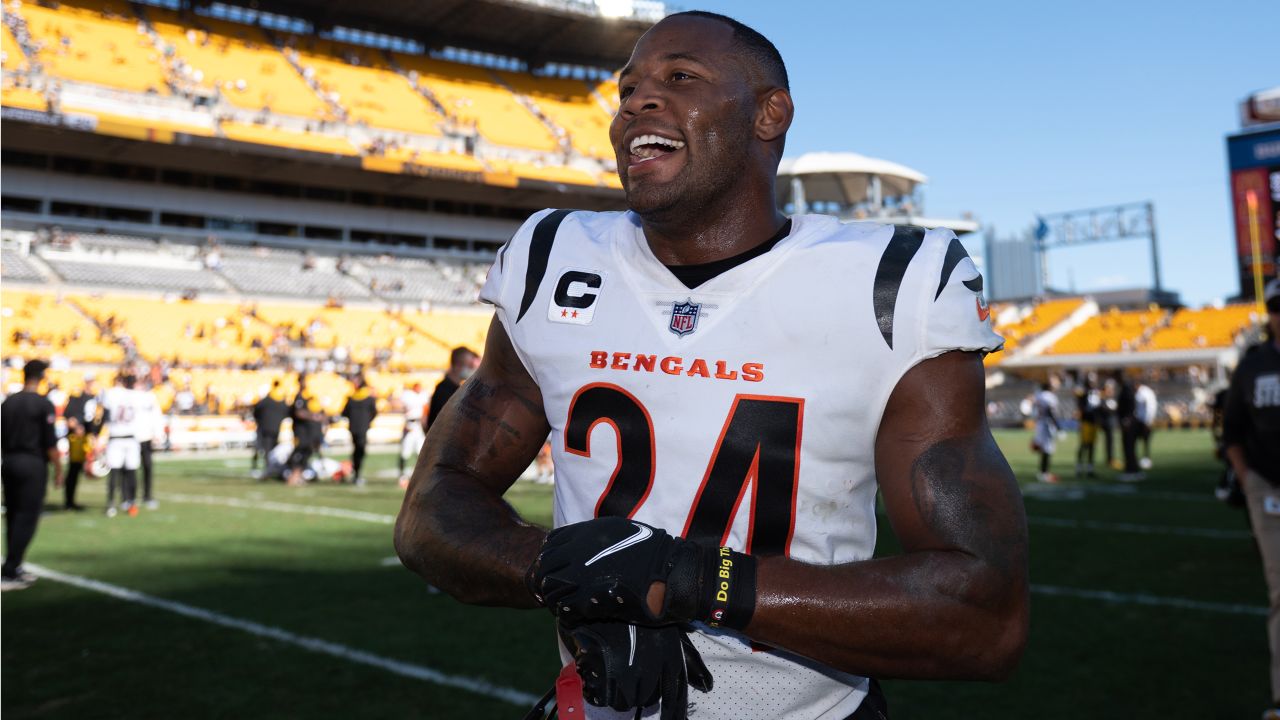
2;430;1271;718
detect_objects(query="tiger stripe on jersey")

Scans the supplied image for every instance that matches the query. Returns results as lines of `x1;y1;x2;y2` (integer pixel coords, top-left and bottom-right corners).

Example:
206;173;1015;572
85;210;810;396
871;225;926;349
516;209;575;322
934;236;971;300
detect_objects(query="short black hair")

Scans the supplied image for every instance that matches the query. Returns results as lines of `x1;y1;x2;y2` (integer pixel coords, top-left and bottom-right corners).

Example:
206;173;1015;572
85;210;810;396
450;346;477;366
23;359;48;381
670;10;789;91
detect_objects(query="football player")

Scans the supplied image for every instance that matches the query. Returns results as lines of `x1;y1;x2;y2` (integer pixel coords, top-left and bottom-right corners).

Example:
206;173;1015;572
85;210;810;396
396;12;1028;719
100;371;146;517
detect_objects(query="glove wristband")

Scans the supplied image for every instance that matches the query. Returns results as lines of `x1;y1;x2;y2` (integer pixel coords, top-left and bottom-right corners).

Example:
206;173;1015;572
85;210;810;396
701;546;756;631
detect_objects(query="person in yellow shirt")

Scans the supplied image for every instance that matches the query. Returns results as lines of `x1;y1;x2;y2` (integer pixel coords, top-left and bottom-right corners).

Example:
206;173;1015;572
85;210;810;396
63;412;96;511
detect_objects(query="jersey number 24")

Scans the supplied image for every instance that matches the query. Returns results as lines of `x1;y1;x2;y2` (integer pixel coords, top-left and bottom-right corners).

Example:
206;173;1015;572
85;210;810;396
565;383;803;556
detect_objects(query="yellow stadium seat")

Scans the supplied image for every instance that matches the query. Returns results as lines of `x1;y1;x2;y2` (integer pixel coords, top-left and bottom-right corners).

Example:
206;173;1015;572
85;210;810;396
291;44;444;136
18;1;169;94
150;11;329;119
497;71;615;159
3;24;27;73
221;122;358;155
1;290;123;365
395;53;559;152
1049;306;1167;354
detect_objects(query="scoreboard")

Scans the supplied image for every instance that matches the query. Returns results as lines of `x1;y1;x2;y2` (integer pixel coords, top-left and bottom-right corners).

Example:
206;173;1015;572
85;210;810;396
1227;125;1280;301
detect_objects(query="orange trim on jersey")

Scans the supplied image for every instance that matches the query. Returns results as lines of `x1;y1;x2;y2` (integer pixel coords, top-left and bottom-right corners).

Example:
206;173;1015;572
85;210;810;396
564;382;657;520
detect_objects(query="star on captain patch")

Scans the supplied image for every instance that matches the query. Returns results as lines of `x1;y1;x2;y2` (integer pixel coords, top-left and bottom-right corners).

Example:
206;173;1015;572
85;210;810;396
669;299;701;337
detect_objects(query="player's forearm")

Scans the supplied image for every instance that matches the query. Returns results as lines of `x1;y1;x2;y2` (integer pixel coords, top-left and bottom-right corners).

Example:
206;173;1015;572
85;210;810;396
395;467;545;607
746;550;1028;681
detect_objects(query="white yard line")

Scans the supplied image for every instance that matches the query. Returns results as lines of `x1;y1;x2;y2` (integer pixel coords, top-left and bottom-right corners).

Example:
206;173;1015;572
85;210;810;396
165;493;395;525
24;564;538;707
1032;584;1267;616
1026;516;1252;540
165;494;1263;616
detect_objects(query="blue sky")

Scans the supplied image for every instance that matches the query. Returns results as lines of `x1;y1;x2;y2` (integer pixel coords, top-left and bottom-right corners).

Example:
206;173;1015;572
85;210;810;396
683;0;1277;305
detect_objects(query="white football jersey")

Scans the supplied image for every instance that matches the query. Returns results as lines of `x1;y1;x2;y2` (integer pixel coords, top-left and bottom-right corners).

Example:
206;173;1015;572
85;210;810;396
133;389;163;443
481;209;1002;720
102;386;147;439
401;389;427;422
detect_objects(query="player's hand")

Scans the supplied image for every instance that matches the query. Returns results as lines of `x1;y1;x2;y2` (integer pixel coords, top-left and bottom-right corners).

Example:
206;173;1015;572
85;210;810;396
527;517;757;631
567;621;712;719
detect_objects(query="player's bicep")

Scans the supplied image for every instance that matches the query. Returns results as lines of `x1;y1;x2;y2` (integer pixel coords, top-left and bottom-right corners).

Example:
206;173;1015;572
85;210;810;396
413;315;550;494
875;351;1026;573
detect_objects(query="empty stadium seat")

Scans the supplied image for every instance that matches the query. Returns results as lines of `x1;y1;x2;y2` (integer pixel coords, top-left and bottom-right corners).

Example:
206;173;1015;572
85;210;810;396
1049;305;1167;354
217;260;371;299
1147;304;1260;349
43;256;224;292
395;53;559;152
497;71;614;159
1;248;45;282
18;0;169;94
150;11;329;119
290;41;444;136
220;121;358;155
1;289;123;364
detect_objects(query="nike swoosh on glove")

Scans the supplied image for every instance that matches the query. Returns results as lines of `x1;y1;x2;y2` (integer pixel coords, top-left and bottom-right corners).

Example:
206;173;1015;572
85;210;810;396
528;516;757;631
568;621;712;720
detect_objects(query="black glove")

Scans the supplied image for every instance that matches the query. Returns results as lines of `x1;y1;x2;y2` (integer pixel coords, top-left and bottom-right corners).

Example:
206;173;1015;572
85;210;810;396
528;517;756;631
568;621;712;719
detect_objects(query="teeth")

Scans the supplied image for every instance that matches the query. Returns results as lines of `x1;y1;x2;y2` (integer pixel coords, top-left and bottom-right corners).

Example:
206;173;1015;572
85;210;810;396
629;134;686;154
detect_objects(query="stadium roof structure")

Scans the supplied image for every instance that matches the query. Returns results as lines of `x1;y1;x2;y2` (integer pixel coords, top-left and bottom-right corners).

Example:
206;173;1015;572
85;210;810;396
208;0;660;68
777;152;979;234
778;151;928;202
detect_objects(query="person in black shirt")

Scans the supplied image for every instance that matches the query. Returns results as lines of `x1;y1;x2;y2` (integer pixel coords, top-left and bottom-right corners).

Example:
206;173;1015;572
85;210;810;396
251;379;289;476
1074;374;1100;477
1224;278;1280;717
1;359;63;590
1114;371;1142;481
61;372;99;509
286;375;324;486
342;376;378;486
425;346;479;432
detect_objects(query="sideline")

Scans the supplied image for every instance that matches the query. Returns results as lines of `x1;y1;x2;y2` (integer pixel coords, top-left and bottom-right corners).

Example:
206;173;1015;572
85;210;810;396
24;564;539;707
165;493;396;525
1025;516;1251;540
166;494;1264;615
1031;583;1267;617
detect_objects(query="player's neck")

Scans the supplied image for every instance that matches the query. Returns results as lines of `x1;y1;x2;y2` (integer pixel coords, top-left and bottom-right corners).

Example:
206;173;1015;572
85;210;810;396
23;381;40;393
640;185;785;266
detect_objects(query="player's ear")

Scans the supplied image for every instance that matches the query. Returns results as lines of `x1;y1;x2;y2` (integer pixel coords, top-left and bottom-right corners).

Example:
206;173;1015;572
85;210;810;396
755;87;793;143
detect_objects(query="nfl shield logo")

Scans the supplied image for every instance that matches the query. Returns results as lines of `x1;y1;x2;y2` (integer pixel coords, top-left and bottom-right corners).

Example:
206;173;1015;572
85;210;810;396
669;299;700;337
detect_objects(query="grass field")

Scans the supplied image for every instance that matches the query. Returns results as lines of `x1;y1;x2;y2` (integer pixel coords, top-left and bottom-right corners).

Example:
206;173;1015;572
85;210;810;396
2;429;1270;719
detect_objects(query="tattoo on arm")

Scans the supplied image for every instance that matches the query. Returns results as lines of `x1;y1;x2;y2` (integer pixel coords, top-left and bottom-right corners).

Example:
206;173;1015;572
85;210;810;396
908;434;1026;582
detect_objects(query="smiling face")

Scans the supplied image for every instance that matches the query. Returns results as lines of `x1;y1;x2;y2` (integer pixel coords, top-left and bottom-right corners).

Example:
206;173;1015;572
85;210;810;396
609;15;761;220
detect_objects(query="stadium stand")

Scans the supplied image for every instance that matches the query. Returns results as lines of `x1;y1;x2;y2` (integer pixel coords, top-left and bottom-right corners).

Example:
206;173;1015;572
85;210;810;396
42;255;226;292
1049;305;1168;355
1147;304;1261;349
289;41;444;136
219;121;358;155
1;247;45;281
2;0;627;190
71;294;270;366
18;0;170;94
1;289;124;364
394;53;560;152
987;297;1085;362
497;71;615;159
149;10;330;119
215;254;371;299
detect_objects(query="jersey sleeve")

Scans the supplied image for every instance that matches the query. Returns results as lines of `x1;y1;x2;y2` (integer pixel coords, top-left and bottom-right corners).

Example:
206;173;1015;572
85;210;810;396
916;227;1004;360
477;208;558;320
477;208;559;383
